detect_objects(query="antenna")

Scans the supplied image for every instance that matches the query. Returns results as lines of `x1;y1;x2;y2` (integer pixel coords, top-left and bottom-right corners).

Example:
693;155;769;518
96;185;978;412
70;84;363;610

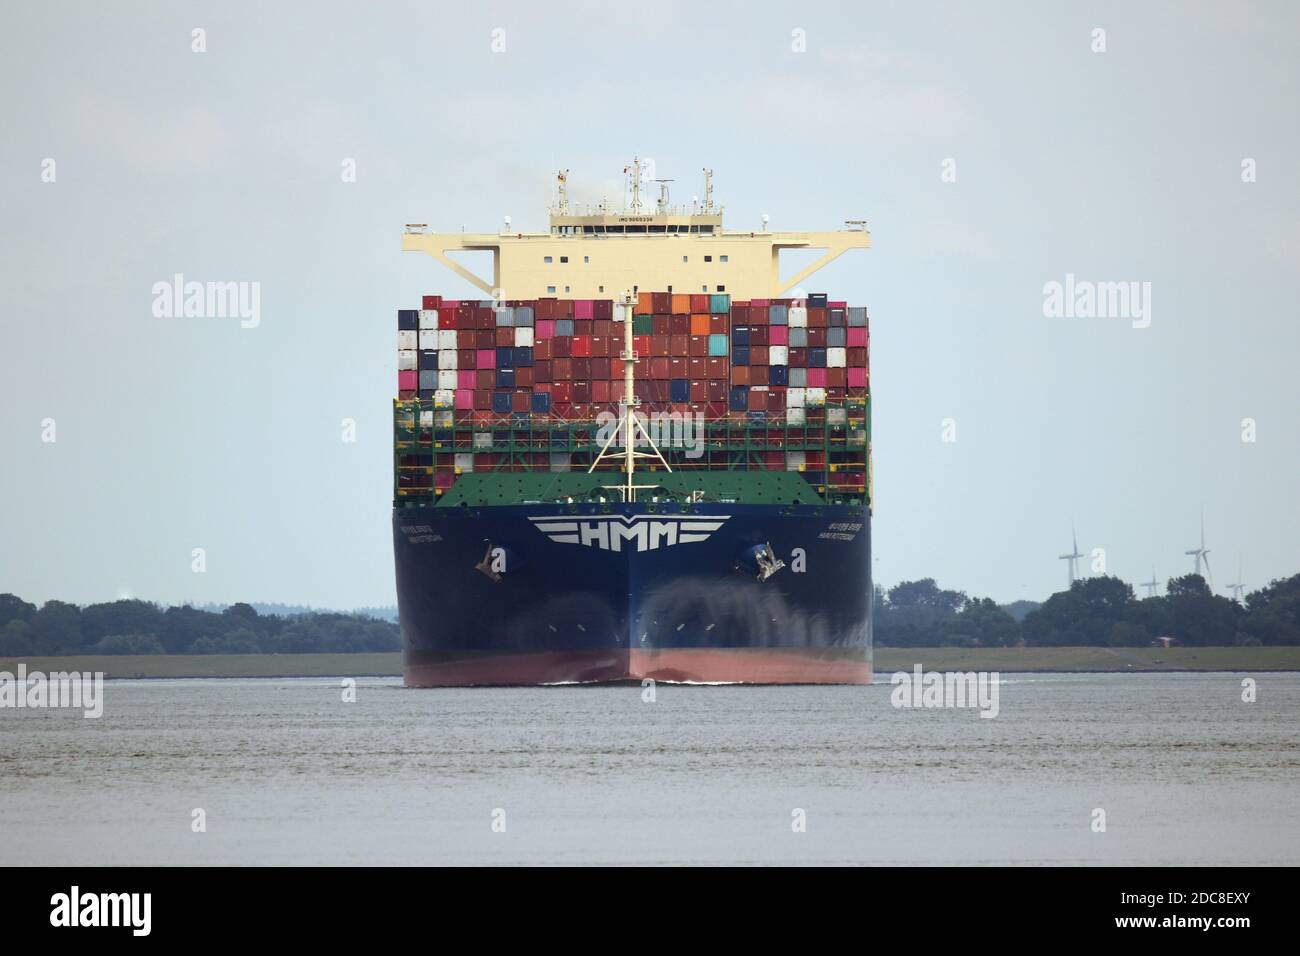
652;179;674;213
1185;509;1212;586
1225;555;1245;602
1141;565;1160;598
626;157;643;213
761;213;770;231
1058;523;1083;587
702;168;714;213
555;169;570;215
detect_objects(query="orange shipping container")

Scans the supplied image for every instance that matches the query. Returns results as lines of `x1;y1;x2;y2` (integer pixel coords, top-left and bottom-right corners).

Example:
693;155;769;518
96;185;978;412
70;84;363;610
690;314;711;336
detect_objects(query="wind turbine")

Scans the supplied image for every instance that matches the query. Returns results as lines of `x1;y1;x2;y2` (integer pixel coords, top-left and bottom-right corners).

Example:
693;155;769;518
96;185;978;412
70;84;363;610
1058;524;1083;587
1185;511;1212;587
1140;565;1160;598
1224;555;1245;603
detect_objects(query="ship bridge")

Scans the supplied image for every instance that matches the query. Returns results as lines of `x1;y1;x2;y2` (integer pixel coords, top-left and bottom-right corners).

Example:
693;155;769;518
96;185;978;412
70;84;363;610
402;161;870;301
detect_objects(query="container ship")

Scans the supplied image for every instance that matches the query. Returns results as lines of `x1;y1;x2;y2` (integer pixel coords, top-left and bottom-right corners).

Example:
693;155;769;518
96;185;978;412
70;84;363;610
394;162;872;686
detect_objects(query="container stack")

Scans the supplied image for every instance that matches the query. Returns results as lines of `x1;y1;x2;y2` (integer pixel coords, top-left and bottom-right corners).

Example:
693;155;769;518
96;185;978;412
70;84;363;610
395;291;870;502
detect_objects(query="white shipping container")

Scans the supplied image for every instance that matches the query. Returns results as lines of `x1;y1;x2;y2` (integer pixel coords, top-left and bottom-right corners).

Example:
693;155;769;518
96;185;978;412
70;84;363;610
785;451;806;472
397;329;417;350
787;406;806;425
750;385;768;392
434;411;454;427
473;432;493;449
419;309;438;330
788;306;808;328
433;389;455;409
438;347;458;370
515;327;534;347
398;349;417;371
437;329;458;350
827;407;848;425
786;387;806;408
549;452;572;473
768;345;789;366
827;347;847;368
805;387;826;407
418;329;439;349
437;369;458;391
454;453;475;473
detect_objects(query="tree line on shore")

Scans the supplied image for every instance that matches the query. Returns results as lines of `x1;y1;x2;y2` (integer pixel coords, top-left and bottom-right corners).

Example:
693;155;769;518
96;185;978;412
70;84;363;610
874;572;1300;647
0;597;400;656
1;570;1297;656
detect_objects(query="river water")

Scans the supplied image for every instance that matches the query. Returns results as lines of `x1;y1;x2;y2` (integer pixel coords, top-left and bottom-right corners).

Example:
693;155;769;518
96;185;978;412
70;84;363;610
1;672;1296;865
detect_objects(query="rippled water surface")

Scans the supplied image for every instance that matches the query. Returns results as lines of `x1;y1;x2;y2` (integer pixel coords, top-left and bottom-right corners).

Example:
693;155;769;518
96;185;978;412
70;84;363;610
1;673;1297;864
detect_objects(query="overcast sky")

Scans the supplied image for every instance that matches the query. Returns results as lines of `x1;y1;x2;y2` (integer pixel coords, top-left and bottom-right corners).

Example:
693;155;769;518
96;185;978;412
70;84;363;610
2;1;1296;609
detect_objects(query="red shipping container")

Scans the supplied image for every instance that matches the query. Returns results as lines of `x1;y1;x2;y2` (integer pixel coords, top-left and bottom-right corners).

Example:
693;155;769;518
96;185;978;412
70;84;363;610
650;358;670;379
591;357;611;379
750;306;769;325
730;305;750;324
572;320;591;337
670;334;689;355
750;365;768;385
649;380;670;402
789;348;808;367
454;329;472;349
572;357;592;379
689;336;709;357
808;308;827;327
632;335;651;356
572;381;592;403
751;346;769;366
593;299;613;320
707;381;727;403
651;315;670;336
552;381;572;404
732;366;750;386
511;391;531;413
688;381;706;403
690;294;710;312
572;336;593;357
535;360;553;383
516;367;535;388
807;328;827;348
551;336;572;358
652;292;672;314
438;306;458;329
458;348;476;368
537;299;558;320
534;339;552;360
475;306;494;328
826;368;846;388
474;389;492;410
422;295;441;310
669;314;690;335
553;357;573;379
827;387;845;402
592;380;610;403
710;314;727;336
707;356;727;378
475;329;494;348
476;369;494;389
591;336;611;357
669;357;688;378
594;319;613;337
750;326;769;346
747;390;766;411
496;327;513;346
689;357;707;379
751;298;770;309
651;335;670;357
560;299;576;319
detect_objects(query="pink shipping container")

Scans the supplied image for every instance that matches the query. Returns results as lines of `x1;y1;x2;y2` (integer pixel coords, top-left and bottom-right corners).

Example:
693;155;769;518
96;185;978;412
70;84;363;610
769;326;789;346
806;367;828;388
457;370;476;389
848;367;868;388
574;300;594;320
398;370;418;390
477;348;496;368
535;319;556;339
847;328;868;347
454;389;474;410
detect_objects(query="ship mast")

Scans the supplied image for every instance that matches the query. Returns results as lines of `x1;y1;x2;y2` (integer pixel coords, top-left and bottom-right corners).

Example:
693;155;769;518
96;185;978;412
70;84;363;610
588;291;671;502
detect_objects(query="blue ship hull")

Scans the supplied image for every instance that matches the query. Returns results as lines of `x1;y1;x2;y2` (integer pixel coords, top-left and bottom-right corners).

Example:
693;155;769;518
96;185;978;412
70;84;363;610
394;502;872;685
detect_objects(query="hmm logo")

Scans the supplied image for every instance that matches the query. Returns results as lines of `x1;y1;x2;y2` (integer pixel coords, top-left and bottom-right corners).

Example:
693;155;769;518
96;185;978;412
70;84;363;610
529;515;729;552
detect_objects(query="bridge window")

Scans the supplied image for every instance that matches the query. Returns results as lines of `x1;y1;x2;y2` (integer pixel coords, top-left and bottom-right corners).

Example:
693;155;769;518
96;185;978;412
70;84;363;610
547;286;556;294
704;256;712;262
544;256;553;264
560;256;568;263
720;255;728;263
682;255;688;262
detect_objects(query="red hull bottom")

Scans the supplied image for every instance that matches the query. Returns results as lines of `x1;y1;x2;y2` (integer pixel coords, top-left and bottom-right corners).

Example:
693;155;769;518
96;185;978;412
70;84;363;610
405;649;872;687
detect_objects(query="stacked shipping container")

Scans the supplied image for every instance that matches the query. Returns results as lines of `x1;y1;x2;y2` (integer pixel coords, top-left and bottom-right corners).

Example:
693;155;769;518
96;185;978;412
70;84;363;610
396;292;869;501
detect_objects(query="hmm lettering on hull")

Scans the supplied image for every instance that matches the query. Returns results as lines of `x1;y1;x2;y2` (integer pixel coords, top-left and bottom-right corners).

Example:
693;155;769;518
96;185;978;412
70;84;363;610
528;515;730;552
